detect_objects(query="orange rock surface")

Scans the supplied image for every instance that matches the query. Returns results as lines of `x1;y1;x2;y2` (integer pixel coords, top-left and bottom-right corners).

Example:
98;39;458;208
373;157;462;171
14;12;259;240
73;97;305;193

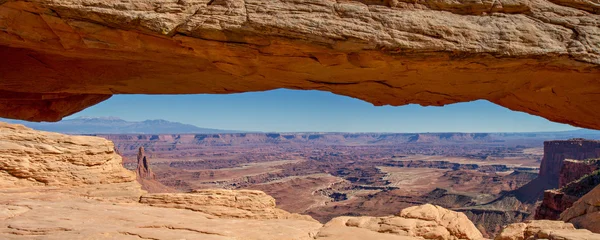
0;0;599;129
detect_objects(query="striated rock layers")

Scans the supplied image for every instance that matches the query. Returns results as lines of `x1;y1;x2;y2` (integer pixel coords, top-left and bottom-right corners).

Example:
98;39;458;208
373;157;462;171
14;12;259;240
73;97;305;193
136;147;156;180
511;139;600;204
535;159;600;220
140;189;315;220
539;140;600;187
0;122;136;188
132;146;176;193
559;159;600;187
0;0;600;131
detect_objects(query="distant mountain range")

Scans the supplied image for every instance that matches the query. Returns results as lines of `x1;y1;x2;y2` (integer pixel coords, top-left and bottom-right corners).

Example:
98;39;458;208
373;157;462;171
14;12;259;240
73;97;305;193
3;117;236;134
3;117;600;138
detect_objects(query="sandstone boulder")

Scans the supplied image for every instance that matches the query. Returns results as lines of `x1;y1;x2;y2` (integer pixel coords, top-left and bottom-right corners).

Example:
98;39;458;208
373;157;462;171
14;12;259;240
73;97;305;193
495;220;600;240
560;184;600;233
316;204;484;240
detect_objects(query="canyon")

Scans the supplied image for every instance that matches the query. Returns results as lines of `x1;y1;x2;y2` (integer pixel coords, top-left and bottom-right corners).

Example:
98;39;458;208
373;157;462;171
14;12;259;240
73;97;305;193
68;129;600;237
1;0;599;237
2;122;600;240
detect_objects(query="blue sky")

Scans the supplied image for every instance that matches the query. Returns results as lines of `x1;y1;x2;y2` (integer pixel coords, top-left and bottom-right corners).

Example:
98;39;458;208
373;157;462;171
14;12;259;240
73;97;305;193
67;89;578;133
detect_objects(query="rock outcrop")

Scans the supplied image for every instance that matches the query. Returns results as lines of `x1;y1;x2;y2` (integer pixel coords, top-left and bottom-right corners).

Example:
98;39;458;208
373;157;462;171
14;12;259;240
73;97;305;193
535;159;600;220
0;122;136;188
136;147;156;180
560;184;600;233
140;189;315;221
316;204;484;240
539;140;600;187
133;146;176;193
559;159;600;188
534;190;579;220
0;0;600;131
511;139;600;204
495;220;600;240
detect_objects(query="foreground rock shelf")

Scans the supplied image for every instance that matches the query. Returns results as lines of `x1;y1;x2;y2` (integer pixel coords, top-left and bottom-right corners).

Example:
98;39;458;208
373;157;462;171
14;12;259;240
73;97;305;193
0;0;599;130
1;122;600;239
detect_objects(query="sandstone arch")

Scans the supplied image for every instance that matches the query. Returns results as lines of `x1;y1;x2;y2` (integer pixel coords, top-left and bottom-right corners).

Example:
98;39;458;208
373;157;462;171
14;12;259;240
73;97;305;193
0;0;599;128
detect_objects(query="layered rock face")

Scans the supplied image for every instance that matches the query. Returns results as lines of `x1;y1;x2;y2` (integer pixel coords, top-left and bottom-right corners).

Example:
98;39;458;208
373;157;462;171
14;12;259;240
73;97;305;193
559;159;600;187
560;182;600;233
136;147;156;180
140;189;315;220
132;146;176;193
539;140;600;187
0;122;136;188
1;0;600;131
535;157;600;220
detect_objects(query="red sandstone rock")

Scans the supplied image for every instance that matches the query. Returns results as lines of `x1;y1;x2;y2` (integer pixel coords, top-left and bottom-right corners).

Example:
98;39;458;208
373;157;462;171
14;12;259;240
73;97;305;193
534;190;579;220
559;159;600;188
137;147;156;180
539;140;600;188
535;158;600;221
135;146;175;193
0;0;600;130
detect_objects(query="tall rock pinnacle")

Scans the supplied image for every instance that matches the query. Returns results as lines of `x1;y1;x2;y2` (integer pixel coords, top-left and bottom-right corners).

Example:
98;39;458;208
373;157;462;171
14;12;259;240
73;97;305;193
137;147;156;180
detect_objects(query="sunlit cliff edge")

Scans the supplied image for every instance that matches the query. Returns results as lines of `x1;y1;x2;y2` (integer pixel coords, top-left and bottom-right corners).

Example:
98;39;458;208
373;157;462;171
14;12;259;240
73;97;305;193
0;0;600;131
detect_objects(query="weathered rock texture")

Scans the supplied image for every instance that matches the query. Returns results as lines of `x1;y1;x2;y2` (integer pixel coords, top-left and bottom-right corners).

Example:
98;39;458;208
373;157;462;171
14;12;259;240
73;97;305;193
560;184;600;233
559;159;600;187
133;146;175;193
0;122;136;188
495;220;600;240
535;159;600;220
539;140;600;187
535;190;579;220
316;204;485;240
0;0;600;130
511;139;600;204
140;189;315;220
136;146;156;180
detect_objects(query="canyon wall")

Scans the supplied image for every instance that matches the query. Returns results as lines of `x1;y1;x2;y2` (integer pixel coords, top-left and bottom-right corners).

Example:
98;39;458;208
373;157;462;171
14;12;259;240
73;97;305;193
535;159;600;220
539;139;600;187
559;159;600;187
0;0;599;130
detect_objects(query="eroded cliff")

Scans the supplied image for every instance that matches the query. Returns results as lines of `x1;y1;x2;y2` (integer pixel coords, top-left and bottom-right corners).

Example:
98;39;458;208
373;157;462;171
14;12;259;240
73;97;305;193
0;0;599;130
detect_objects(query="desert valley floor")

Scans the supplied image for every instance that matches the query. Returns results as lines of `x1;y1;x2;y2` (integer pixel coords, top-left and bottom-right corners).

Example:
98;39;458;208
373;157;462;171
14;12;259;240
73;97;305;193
86;131;592;237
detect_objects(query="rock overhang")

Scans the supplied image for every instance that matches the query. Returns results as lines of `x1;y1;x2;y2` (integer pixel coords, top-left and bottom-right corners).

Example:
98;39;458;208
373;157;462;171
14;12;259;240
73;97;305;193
0;0;599;128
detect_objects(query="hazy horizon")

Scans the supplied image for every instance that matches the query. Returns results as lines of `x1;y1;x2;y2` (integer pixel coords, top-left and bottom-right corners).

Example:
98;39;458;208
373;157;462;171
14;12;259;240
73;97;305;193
48;89;581;133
